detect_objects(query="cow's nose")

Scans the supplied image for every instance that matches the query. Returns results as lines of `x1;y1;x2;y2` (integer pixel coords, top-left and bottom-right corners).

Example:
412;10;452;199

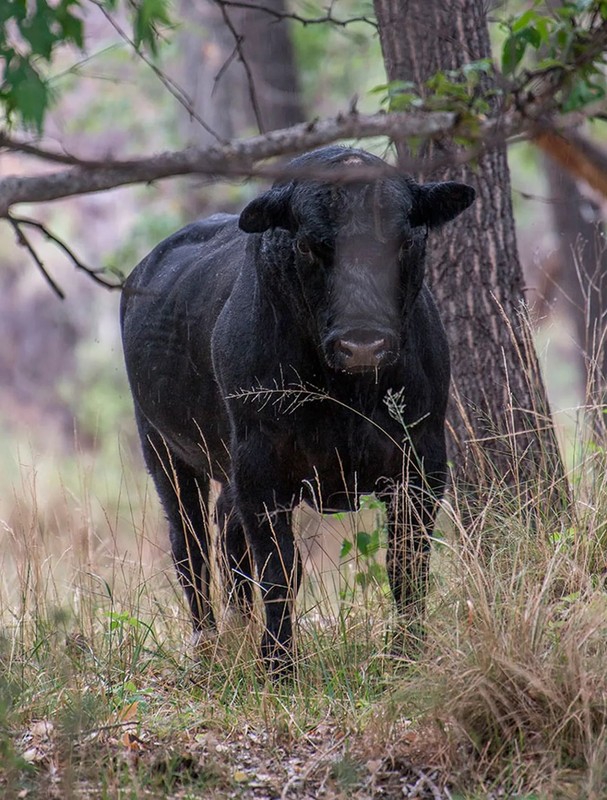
336;337;388;370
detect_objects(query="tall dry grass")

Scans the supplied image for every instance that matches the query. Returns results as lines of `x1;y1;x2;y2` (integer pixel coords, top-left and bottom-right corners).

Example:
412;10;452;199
3;319;607;797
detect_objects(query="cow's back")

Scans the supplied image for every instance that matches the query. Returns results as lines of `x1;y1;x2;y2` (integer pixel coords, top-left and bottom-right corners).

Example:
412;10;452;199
121;214;240;307
120;214;245;470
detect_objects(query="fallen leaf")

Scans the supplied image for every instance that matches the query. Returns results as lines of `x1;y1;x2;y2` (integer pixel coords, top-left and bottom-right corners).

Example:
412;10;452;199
121;731;144;752
118;701;139;723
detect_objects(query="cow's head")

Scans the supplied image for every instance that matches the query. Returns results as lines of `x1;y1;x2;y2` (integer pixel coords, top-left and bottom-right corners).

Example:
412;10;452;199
239;146;475;374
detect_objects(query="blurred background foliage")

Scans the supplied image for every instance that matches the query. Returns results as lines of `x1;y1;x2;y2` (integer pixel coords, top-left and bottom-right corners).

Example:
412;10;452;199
0;0;604;535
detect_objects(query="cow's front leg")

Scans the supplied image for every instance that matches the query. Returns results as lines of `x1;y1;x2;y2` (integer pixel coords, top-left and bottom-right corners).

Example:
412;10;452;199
383;459;445;658
232;438;301;675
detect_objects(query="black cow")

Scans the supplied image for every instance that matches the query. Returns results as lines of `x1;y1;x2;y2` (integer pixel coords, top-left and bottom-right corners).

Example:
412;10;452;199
120;145;475;673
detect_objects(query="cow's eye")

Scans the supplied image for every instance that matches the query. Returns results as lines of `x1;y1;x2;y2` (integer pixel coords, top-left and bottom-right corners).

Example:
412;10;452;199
296;239;313;259
398;240;413;260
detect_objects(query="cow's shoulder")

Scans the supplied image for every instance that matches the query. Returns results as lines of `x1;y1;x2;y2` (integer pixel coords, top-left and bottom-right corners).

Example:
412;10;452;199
125;215;241;291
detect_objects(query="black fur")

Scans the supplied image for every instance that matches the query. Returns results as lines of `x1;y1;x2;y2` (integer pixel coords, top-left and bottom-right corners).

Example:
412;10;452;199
120;146;475;672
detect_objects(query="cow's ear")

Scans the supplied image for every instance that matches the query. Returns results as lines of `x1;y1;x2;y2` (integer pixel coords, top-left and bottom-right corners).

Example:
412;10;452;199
239;184;295;233
411;181;476;229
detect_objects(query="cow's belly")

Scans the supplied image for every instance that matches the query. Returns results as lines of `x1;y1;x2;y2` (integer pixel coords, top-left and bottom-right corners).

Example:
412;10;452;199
295;429;403;511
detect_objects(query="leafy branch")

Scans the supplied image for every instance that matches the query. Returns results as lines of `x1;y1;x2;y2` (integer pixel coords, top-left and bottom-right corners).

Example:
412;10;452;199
0;0;172;131
373;1;607;121
2;18;605;221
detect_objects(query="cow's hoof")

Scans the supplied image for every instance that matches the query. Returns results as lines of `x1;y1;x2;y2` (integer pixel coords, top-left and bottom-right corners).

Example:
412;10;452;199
218;605;250;635
189;626;219;659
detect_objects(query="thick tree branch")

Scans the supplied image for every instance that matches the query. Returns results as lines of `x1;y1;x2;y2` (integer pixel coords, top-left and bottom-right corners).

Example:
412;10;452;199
0;102;583;216
1;8;605;216
0;109;458;215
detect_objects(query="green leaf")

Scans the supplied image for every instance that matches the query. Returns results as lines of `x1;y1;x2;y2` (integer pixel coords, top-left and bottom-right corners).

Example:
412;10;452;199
512;10;541;32
3;1;27;25
134;0;172;54
502;32;527;75
461;58;492;77
535;56;565;70
355;531;371;558
18;3;57;60
4;58;49;131
562;76;606;111
359;494;385;512
340;539;353;559
56;4;85;49
389;93;420;111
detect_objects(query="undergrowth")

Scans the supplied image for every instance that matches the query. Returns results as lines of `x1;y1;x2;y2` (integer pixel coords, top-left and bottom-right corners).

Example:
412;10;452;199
2;416;607;798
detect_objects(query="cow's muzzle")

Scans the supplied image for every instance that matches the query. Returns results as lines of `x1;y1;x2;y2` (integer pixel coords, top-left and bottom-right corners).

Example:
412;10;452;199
326;330;397;373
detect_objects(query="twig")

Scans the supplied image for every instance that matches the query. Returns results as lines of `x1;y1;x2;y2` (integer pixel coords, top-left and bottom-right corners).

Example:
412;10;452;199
8;214;124;290
214;0;266;133
212;0;377;29
0;132;110;167
7;215;65;299
90;0;227;144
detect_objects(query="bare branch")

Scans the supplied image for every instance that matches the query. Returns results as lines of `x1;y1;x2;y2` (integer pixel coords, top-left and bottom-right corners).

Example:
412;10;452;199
9;215;124;290
0;100;594;217
214;0;267;133
212;0;377;29
0;109;460;215
0;131;121;168
7;215;65;299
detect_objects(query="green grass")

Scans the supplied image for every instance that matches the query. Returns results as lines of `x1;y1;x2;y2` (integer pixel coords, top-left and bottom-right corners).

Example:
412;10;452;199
3;420;607;799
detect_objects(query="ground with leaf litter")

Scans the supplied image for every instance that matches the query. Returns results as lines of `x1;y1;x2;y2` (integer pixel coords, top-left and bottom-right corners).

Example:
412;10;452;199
15;706;465;799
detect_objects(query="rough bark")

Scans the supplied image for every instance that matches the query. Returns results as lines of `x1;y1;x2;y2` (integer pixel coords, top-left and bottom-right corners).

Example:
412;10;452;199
374;0;565;495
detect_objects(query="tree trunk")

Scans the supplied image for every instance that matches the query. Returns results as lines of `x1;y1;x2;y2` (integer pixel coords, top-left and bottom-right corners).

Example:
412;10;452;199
229;0;306;133
544;157;607;400
374;0;565;496
177;1;250;147
176;0;306;215
178;0;305;143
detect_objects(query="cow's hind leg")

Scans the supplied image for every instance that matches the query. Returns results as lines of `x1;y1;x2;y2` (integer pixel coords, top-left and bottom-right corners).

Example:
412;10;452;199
215;484;254;615
136;413;215;638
